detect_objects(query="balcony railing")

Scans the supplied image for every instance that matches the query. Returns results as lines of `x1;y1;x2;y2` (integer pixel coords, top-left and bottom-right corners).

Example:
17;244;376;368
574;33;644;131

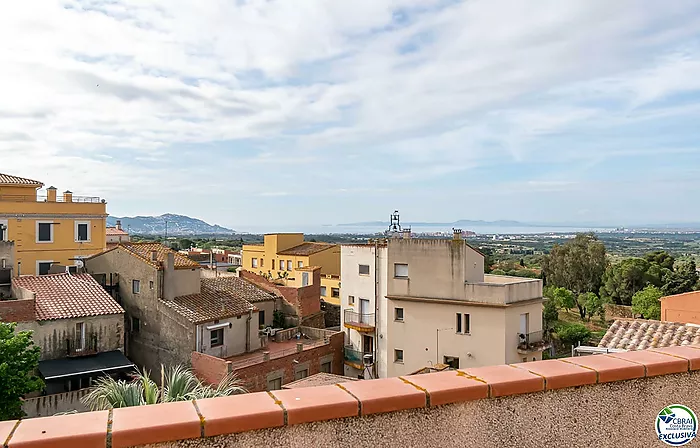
343;310;375;332
344;346;373;367
517;330;552;353
66;334;99;357
0;195;103;203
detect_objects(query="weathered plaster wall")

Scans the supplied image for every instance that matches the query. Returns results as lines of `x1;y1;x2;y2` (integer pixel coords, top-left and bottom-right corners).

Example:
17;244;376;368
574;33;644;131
142;371;700;448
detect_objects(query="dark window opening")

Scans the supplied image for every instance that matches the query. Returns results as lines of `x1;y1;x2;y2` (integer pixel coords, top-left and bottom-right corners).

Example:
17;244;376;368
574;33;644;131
38;223;52;242
77;223;89;241
258;310;265;327
38;262;52;275
210;328;224;347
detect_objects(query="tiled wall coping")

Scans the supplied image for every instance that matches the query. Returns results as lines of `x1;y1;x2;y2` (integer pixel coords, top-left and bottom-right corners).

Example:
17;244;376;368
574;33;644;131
2;345;699;448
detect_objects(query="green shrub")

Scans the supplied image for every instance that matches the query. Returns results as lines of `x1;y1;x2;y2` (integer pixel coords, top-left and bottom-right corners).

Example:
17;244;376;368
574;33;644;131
557;323;591;346
543;298;559;328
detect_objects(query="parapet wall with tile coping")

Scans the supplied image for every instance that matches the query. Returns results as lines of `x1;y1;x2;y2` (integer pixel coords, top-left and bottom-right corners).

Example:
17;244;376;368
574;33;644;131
2;345;700;448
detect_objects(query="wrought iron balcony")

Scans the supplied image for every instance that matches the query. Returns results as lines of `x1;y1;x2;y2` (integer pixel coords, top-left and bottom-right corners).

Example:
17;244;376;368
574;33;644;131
343;310;375;332
66;334;99;357
344;346;373;369
517;330;552;353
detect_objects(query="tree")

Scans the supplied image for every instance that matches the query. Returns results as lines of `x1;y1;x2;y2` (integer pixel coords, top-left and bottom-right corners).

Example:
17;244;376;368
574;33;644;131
581;292;605;323
557;323;592;347
543;298;559;329
542;233;607;320
82;365;246;411
179;238;194;250
550;287;576;312
600;258;657;306
662;260;699;296
631;286;662;320
644;250;675;270
0;323;43;420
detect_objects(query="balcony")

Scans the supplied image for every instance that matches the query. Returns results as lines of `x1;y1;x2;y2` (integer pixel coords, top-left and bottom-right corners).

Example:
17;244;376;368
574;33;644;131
517;330;552;354
344;346;373;370
343;310;375;332
66;334;99;357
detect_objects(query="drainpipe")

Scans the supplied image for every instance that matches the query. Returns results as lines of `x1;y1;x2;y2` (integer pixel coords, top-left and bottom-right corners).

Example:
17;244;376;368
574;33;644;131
195;324;201;353
373;239;379;379
245;309;252;352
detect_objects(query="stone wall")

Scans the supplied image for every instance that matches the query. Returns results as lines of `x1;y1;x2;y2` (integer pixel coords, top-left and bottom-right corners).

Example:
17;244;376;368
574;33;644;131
605;303;634;319
22;390;89;418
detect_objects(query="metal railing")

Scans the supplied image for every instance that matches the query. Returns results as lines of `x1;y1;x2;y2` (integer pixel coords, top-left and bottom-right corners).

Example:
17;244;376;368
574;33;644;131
66;334;99;357
344;346;373;365
344;310;375;326
517;330;551;351
0;195;103;203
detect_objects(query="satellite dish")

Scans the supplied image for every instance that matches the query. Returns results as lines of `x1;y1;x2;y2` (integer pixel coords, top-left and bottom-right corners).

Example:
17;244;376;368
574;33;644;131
75;259;84;268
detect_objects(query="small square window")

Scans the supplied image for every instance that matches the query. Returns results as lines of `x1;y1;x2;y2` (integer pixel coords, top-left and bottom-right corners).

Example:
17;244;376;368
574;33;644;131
294;368;309;381
298;261;303;268
394;349;404;363
320;286;327;297
149;280;154;290
395;307;404;321
132;280;140;294
38;262;53;275
252;258;258;268
210;328;224;347
348;295;355;306
320;361;331;373
37;222;53;243
394;263;409;278
267;377;282;391
359;264;370;275
287;260;292;271
331;287;340;298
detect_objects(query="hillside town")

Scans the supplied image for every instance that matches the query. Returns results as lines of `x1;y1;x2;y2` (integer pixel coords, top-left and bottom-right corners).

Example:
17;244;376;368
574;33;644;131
1;171;699;428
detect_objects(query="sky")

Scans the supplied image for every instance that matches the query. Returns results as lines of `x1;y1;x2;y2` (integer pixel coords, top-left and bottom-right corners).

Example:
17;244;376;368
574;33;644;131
2;0;700;230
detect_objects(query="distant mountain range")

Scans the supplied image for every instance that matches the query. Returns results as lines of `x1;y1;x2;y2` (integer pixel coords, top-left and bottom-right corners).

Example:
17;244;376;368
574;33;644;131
107;214;234;236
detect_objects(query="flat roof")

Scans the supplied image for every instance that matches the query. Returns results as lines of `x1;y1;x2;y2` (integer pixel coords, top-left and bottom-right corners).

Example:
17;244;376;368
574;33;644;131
38;350;134;380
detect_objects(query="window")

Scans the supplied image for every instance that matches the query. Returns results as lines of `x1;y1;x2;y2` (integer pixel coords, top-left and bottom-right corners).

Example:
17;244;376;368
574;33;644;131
210;328;224;347
395;307;404;321
394;263;409;278
359;264;370;275
464;314;471;334
252;258;258;268
271;259;275;270
331;287;340;298
37;262;52;276
36;222;53;243
456;313;471;334
67;266;77;275
298;261;303;268
132;280;140;294
456;313;462;333
294;368;309;381
444;356;460;369
320;286;327;297
258;310;265;327
267;377;282;391
320;361;332;373
287;260;292;271
394;349;404;363
348;295;355;306
75;221;90;242
260;258;264;267
131;316;140;333
149;281;154;290
302;272;309;286
0;221;8;241
75;322;85;350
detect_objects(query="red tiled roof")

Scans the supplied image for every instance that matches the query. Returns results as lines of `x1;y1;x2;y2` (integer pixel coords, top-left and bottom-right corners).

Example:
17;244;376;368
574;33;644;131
0;173;43;186
90;243;200;270
12;274;124;320
277;242;335;256
106;227;129;236
160;277;271;324
599;319;700;350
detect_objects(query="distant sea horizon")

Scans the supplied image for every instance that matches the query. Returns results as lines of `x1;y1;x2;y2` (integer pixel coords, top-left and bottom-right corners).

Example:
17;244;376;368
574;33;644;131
233;223;617;235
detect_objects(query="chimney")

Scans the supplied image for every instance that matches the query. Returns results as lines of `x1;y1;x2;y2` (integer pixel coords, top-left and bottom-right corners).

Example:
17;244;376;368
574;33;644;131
46;187;57;202
150;250;158;262
63;190;73;202
402;229;412;239
453;228;463;240
163;252;176;301
116;220;122;231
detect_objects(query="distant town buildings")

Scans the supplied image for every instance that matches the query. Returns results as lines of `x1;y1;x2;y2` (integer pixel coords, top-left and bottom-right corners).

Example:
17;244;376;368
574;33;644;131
242;233;341;306
106;220;130;246
0;172;107;275
341;232;547;379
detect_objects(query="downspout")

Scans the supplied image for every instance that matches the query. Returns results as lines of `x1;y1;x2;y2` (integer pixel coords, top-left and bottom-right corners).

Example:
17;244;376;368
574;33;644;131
374;239;379;379
195;324;201;353
245;309;252;353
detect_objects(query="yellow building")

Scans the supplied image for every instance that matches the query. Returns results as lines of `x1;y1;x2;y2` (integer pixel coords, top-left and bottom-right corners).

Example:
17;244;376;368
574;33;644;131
242;233;341;305
0;173;107;276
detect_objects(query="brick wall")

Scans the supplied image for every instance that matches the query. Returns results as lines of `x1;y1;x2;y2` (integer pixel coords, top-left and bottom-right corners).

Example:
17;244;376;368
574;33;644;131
0;297;35;322
191;351;232;385
231;331;344;392
240;270;321;319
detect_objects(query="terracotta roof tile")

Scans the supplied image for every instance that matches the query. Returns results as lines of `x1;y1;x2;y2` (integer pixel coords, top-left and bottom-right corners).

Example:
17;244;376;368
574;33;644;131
161;277;274;324
12;274;124;320
598;319;700;351
91;243;200;270
0;173;43;186
277;242;335;256
106;227;129;236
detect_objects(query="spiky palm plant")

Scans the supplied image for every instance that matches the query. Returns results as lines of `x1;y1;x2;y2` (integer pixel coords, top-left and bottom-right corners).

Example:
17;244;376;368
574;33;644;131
81;365;246;411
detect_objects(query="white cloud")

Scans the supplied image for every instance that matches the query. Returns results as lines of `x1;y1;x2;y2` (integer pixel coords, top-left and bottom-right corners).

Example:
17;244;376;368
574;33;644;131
1;0;700;224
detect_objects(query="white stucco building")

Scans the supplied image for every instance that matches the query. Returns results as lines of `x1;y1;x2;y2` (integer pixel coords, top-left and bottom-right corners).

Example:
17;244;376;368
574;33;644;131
341;235;547;379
